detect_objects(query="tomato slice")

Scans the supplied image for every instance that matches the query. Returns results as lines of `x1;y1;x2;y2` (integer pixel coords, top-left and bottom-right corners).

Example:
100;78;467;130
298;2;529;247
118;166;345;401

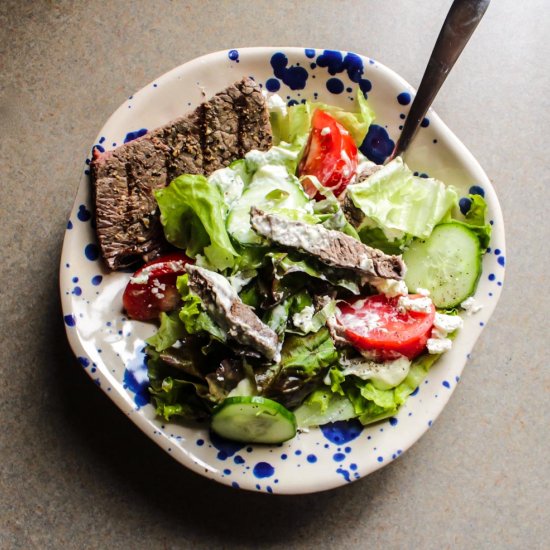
297;109;358;199
122;252;192;321
336;294;435;360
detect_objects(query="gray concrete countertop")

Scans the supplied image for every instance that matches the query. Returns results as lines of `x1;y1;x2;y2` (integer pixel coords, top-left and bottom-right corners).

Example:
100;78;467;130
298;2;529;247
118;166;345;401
1;1;548;548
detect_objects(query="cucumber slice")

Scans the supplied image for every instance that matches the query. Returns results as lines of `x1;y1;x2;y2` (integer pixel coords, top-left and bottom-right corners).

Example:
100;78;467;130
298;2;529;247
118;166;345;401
227;165;310;246
211;396;297;444
403;223;482;308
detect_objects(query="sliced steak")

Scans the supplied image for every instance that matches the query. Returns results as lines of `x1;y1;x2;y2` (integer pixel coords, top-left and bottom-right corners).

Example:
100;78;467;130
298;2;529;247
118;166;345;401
250;208;405;280
92;77;272;270
186;265;280;362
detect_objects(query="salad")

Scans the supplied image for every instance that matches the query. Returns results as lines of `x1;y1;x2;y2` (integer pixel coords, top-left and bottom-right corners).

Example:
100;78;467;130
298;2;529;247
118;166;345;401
121;90;490;444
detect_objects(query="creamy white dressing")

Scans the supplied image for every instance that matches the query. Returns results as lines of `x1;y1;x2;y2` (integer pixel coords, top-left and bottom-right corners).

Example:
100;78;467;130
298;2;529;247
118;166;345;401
190;266;237;313
265;93;288;117
209;167;245;208
292;305;315;331
340;356;411;390
244;146;298;171
252;212;327;250
358;255;374;272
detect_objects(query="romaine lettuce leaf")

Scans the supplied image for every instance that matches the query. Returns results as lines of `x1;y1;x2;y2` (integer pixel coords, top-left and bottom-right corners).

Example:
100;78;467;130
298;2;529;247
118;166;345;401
154;174;239;271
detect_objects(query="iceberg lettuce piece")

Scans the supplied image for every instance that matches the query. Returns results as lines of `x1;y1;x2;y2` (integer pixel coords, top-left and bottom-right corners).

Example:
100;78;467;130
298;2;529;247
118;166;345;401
347;156;458;245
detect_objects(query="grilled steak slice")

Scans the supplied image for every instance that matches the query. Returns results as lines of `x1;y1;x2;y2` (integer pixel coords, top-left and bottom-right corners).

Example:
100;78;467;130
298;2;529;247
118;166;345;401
186;265;280;362
250;208;405;280
91;77;272;270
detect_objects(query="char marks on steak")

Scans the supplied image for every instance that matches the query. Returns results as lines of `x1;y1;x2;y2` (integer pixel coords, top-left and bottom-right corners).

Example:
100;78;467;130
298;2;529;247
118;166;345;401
91;77;272;270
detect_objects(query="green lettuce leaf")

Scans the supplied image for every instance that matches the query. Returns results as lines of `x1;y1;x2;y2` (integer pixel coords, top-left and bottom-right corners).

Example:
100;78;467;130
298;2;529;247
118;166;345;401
226;160;311;246
357;226;409;255
347;156;458;248
455;194;492;251
309;183;361;239
271;90;375;148
393;352;441;405
279;329;338;373
263;291;312;336
313;91;375;147
154;174;239;271
147;347;212;421
324;352;443;426
205;359;249;403
268;252;362;301
265;328;339;408
270;103;312;150
176;274;227;342
244;144;303;174
294;389;356;429
146;311;186;352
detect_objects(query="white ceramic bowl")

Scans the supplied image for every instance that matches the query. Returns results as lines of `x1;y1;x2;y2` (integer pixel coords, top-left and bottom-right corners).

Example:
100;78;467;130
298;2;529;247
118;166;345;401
60;47;505;494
